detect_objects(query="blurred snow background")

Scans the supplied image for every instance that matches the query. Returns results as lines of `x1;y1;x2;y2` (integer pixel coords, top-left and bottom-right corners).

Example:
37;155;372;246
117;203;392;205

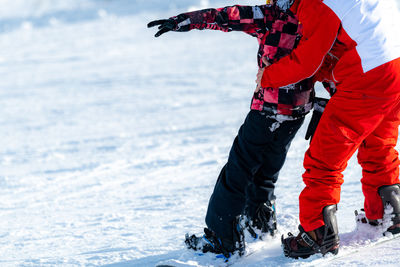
0;0;399;266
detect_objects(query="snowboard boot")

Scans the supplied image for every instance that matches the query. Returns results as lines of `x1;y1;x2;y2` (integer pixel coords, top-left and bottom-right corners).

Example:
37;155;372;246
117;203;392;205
242;200;277;239
185;217;245;260
281;205;340;259
356;185;400;235
379;184;400;235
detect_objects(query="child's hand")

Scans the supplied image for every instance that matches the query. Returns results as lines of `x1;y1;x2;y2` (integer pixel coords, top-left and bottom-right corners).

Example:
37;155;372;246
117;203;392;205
255;58;271;92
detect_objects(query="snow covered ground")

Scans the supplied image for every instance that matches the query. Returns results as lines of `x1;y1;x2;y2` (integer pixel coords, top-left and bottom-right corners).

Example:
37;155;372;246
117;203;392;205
0;0;400;266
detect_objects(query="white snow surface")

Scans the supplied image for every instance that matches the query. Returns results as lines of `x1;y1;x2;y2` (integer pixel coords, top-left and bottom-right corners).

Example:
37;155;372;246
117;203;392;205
1;0;400;266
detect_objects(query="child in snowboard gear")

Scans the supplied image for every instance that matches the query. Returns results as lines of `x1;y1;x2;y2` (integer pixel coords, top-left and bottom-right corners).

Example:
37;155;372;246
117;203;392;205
148;0;319;258
255;0;400;259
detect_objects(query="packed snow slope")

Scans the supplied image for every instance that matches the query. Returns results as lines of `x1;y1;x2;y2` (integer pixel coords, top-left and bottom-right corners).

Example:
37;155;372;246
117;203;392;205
0;0;400;266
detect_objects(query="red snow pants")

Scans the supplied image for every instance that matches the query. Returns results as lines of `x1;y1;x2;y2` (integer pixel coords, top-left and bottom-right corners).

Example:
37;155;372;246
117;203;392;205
300;58;400;231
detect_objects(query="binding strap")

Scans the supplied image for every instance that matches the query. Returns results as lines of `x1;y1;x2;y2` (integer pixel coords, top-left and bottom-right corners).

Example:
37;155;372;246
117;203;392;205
299;226;321;253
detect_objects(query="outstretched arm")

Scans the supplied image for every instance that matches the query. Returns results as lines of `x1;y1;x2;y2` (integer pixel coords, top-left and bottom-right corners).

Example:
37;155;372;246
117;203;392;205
148;5;278;37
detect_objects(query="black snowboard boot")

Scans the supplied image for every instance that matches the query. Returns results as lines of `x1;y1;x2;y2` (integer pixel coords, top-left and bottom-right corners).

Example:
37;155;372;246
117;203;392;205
281;205;340;259
242;200;277;239
185;217;245;260
379;184;400;235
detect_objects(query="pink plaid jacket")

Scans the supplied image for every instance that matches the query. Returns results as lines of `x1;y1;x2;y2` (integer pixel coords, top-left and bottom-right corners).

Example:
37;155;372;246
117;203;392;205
171;4;314;117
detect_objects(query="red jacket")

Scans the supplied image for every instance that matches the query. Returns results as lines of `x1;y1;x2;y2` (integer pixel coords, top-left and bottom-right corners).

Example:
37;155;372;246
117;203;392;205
261;0;400;89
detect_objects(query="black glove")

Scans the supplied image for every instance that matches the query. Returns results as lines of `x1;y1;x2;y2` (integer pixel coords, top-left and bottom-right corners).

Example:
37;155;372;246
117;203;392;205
147;18;177;37
148;14;190;37
305;97;329;141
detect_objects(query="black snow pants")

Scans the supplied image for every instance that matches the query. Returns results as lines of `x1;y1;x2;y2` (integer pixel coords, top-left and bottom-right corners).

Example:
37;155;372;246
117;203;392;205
205;110;304;240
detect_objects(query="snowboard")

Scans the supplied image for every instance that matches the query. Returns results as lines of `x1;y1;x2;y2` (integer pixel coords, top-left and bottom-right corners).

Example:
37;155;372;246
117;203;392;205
316;232;400;264
155;249;255;267
156;232;400;267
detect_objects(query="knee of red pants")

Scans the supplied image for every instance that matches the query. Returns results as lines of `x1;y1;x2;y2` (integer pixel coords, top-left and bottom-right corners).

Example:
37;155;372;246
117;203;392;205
359;152;400;188
358;144;400;186
357;121;399;174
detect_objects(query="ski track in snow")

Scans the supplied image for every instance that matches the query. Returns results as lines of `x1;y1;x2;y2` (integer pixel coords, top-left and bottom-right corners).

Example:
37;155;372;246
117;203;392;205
0;0;400;266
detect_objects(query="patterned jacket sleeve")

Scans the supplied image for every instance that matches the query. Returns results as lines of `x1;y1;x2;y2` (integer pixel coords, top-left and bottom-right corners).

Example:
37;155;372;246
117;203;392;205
171;5;279;37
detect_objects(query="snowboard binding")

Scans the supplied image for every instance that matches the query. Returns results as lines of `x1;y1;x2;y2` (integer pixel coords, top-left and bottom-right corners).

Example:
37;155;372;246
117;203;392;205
281;205;340;259
185;217;245;260
355;209;381;226
242;200;277;239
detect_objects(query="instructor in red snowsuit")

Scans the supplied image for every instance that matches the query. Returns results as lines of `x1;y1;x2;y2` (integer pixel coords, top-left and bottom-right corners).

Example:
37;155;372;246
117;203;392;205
256;0;400;258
